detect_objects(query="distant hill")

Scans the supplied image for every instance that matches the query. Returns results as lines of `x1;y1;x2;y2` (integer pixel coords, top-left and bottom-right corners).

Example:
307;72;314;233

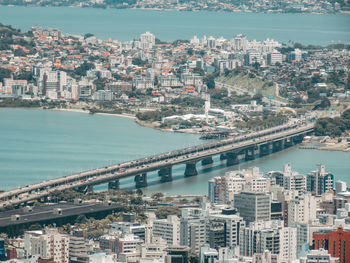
0;23;34;53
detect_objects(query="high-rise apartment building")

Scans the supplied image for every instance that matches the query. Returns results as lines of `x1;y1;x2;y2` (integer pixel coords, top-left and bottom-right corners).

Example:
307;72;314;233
140;32;155;49
313;228;350;263
271;164;306;195
234;192;271;223
279;227;298;261
153;215;180;246
287;193;317;226
209;209;245;248
239;220;297;260
69;229;88;263
180;217;207;253
24;229;69;263
307;164;334;195
267;52;283;65
208;176;227;204
239;221;281;257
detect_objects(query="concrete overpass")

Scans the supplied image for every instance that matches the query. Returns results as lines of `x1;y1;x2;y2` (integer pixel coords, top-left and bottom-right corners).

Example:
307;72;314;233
0;122;314;208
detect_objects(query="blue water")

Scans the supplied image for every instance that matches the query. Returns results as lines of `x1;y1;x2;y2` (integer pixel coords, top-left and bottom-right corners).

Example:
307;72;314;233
0;108;201;191
0;7;349;45
0;108;349;195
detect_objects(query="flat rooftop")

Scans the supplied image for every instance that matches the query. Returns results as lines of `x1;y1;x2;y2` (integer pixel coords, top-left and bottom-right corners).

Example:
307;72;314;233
0;202;119;227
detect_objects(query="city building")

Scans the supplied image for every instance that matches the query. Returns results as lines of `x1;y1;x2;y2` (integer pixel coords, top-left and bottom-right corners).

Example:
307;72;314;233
267;52;283;65
165;246;190;263
234;192;271;223
153;215;180;246
208;176;227;204
299;249;339;263
209;209;245;248
239;221;281;257
24;229;69;263
69;229;88;263
313;228;350;263
199;246;218;263
307;165;334;195
270;164;306;195
180;217;207;253
335;181;347;194
287;193;317;226
140;32;155;50
115;234;143;254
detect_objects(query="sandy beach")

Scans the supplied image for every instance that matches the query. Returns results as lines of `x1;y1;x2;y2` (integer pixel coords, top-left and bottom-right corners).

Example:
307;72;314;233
51;107;135;119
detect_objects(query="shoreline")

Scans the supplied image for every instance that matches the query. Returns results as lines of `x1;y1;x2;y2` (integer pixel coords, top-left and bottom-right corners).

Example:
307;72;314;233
52;108;136;120
44;107;200;134
300;141;350;153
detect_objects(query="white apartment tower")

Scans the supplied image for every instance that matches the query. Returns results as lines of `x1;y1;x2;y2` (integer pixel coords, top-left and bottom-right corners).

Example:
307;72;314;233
140;31;155;49
287;193;317;225
152;215;180;246
24;229;69;263
279;227;297;261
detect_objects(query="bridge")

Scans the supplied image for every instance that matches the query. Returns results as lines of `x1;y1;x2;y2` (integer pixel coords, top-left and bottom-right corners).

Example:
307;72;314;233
0;122;314;208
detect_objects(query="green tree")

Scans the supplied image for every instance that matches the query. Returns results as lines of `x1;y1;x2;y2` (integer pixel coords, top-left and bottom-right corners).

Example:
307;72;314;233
74;62;95;77
189;253;199;263
341;109;350;129
28;223;42;231
204;74;216;89
132;58;147;66
155;207;181;219
84;33;94;39
0;68;12;82
314;117;346;137
319;97;331;109
75;215;88;224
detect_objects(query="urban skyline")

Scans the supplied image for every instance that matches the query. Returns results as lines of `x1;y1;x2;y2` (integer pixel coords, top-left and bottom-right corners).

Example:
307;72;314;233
0;3;350;263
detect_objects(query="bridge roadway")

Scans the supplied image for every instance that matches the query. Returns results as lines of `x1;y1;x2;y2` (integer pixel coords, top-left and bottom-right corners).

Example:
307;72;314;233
0;123;314;208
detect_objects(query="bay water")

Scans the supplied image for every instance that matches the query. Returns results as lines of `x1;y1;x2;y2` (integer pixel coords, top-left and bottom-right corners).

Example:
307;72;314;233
0;108;349;195
0;6;349;45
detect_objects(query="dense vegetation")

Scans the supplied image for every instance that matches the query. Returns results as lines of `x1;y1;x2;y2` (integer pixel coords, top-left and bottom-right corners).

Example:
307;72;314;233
314;109;350;137
236;110;289;130
0;23;35;52
136;106;186;122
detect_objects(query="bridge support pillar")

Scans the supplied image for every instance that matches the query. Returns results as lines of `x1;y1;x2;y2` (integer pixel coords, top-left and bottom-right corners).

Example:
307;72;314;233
201;157;214;166
284;138;294;148
226;152;239;166
135;173;147;188
184;162;198;177
259;143;271;156
245;148;255;161
220;154;227;160
108;180;120;190
273;140;284;152
158;166;172;182
293;134;304;144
